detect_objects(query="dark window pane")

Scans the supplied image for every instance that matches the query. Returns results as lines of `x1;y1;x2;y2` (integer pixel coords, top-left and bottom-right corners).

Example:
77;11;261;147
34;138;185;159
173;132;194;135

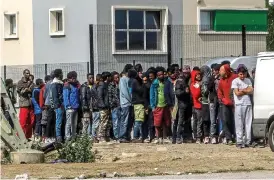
129;32;144;50
129;10;144;29
115;10;127;29
115;31;127;50
146;32;161;50
146;11;161;29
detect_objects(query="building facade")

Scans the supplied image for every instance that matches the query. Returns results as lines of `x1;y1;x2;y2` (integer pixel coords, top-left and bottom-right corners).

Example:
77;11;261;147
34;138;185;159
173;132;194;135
1;0;268;79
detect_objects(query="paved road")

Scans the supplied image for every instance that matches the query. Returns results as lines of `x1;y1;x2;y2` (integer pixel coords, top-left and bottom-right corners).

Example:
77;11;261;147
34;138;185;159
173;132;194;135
94;171;274;180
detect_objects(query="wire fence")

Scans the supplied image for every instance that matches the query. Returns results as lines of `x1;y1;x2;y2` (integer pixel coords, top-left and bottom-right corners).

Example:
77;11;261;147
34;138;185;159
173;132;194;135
1;25;267;83
1;62;89;84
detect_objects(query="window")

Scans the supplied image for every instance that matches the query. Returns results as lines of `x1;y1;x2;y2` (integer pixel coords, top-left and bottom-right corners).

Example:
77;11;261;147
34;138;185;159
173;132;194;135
49;8;65;36
200;11;215;31
3;12;18;39
112;6;168;54
199;9;268;33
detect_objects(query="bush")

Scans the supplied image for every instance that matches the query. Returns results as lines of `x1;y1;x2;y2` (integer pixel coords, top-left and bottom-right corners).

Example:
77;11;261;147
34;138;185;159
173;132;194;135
57;135;94;163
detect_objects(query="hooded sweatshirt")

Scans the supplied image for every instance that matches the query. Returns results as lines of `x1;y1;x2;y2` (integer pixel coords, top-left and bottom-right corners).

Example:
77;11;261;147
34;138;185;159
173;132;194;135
175;74;191;108
217;64;238;106
200;65;211;104
190;70;202;109
119;76;131;107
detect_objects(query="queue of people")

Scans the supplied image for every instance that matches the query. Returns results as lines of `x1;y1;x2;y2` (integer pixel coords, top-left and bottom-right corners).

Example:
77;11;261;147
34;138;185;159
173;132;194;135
1;62;256;148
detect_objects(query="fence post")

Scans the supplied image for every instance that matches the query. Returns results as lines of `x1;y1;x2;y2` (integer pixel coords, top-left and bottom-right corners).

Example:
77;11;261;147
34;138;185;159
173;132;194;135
3;65;6;80
242;25;246;56
133;60;136;66
44;64;48;76
87;62;90;74
180;58;183;69
167;25;172;67
89;24;94;75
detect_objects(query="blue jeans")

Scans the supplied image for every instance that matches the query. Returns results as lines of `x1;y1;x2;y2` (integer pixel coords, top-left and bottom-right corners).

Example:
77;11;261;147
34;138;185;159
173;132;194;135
91;111;100;138
133;121;143;139
111;107;121;139
65;109;78;140
119;106;132;140
55;108;63;138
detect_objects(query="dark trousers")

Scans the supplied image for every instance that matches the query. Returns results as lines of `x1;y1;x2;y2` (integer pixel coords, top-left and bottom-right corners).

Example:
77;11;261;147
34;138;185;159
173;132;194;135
193;108;203;139
173;106;188;140
202;104;210;137
45;108;55;138
142;110;155;140
222;105;235;140
34;113;42;136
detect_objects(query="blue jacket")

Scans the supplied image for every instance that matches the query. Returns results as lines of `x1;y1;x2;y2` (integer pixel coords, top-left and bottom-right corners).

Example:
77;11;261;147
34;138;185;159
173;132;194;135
44;80;52;106
63;82;80;110
50;78;64;109
32;87;42;114
119;76;131;107
150;78;175;110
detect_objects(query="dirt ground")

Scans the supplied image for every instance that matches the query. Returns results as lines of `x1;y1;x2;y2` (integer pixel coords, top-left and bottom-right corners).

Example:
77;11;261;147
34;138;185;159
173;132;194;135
1;143;274;179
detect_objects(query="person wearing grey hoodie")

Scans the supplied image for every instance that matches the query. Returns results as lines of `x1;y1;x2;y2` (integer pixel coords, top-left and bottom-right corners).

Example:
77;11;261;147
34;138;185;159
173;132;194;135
119;64;133;143
200;65;212;144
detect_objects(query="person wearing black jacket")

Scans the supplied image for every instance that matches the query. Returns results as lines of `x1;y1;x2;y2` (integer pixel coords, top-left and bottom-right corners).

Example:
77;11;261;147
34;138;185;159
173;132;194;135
97;73;110;142
208;64;221;144
108;71;120;140
142;73;155;142
80;73;94;136
130;69;145;143
174;74;191;144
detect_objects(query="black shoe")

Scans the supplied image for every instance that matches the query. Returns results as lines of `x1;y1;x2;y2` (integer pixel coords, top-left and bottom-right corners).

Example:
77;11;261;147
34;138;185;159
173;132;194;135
119;139;130;143
236;144;244;149
176;138;183;144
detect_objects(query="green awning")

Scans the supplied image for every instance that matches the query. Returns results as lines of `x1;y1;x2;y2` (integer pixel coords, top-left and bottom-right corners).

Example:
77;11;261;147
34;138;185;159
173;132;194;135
214;10;268;31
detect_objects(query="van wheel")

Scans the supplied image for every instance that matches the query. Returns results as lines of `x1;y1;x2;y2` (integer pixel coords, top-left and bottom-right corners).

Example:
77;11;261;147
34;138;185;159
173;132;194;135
269;121;274;152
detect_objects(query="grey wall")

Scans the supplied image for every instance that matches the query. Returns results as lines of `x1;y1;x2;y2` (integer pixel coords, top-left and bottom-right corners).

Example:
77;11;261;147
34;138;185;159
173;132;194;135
94;0;184;74
32;0;97;65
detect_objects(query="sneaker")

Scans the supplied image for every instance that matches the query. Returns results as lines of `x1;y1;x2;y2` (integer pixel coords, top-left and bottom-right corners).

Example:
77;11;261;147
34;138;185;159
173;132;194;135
132;139;142;143
176;138;183;144
226;140;233;146
196;139;202;144
222;137;227;144
236;144;244;149
144;138;150;143
49;138;56;143
119;139;130;143
204;137;210;144
153;138;160;144
56;136;63;144
159;138;164;144
211;137;217;144
163;138;171;144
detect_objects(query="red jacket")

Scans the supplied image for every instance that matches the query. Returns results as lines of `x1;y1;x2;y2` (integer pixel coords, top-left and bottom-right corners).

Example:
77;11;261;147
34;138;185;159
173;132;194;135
190;70;202;109
39;84;46;108
217;65;238;106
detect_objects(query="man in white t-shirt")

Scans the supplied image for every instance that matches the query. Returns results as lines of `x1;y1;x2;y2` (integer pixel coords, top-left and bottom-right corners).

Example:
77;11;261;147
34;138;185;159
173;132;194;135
231;65;253;148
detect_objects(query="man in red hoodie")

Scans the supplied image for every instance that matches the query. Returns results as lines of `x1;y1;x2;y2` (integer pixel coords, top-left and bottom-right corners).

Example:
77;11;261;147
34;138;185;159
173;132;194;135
217;64;238;144
190;70;203;144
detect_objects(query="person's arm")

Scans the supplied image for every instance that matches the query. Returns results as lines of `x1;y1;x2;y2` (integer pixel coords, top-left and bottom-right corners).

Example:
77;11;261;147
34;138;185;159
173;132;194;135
175;80;186;99
63;85;70;109
108;84;114;108
231;79;245;96
242;79;254;95
103;84;109;108
34;90;40;105
150;84;156;110
207;76;215;92
217;81;223;101
80;86;88;110
120;79;131;102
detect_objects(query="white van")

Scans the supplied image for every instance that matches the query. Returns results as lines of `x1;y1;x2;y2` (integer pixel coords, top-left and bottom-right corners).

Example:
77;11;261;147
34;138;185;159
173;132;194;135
253;52;274;152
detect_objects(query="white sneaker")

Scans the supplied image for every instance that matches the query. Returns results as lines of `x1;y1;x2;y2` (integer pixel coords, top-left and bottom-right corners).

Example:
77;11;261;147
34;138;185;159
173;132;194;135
153;138;160;144
144;138;150;143
211;137;217;144
163;138;171;144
